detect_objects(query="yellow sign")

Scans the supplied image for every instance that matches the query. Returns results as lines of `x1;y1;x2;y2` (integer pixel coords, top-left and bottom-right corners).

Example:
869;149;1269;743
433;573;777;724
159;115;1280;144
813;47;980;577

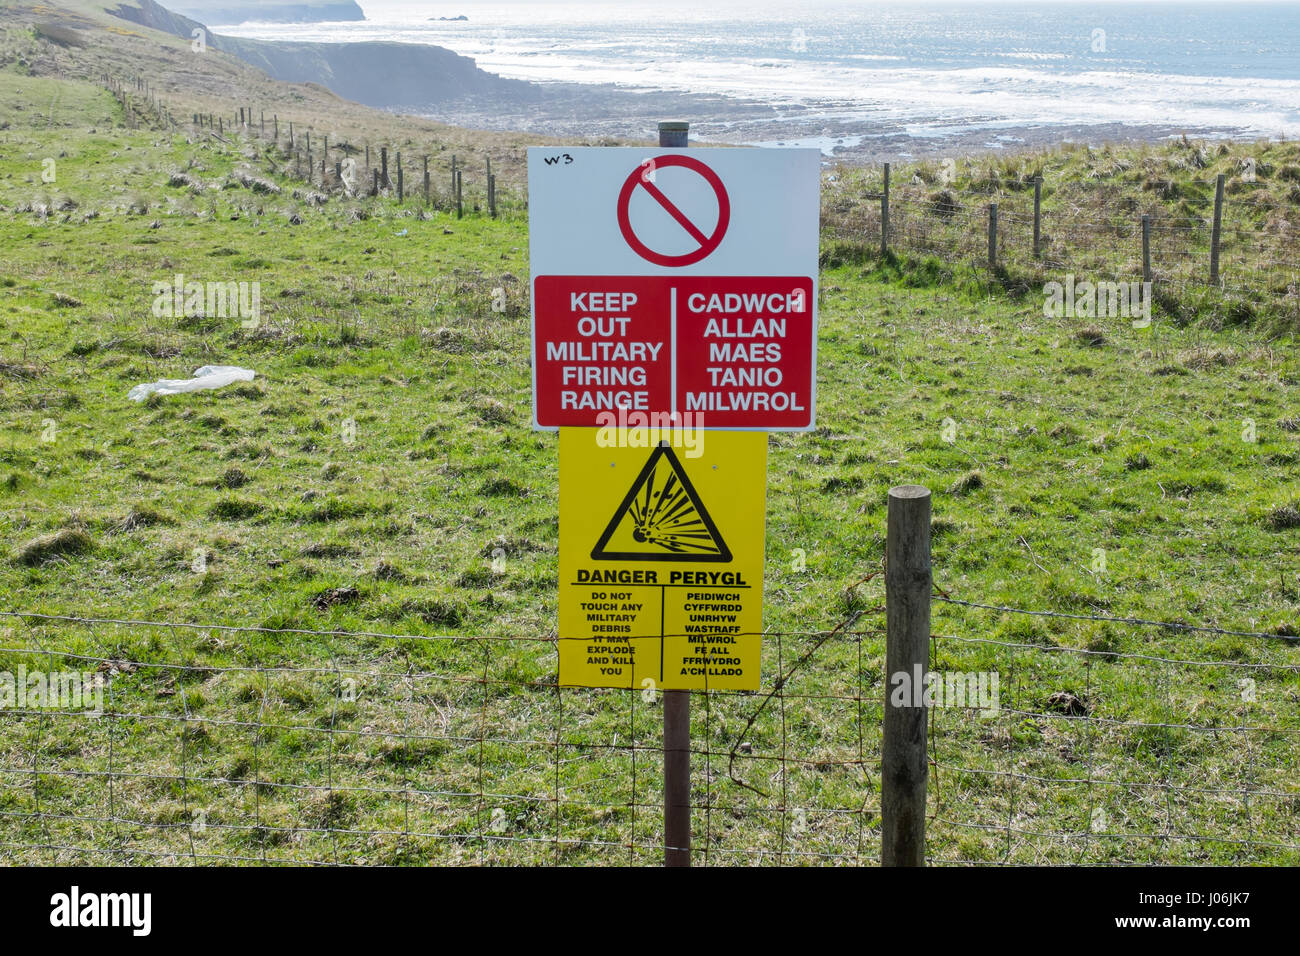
559;428;766;690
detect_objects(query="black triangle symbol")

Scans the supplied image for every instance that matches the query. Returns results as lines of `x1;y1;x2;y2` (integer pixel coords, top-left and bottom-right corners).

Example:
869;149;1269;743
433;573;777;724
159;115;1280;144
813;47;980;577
591;443;731;562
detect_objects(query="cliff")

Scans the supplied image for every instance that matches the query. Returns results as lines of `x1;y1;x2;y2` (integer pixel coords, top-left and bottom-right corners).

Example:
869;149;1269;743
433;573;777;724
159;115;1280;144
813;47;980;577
162;2;365;23
109;0;538;108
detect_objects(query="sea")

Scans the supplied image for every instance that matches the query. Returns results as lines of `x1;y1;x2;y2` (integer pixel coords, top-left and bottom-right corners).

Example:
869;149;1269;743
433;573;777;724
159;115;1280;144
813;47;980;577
216;1;1300;152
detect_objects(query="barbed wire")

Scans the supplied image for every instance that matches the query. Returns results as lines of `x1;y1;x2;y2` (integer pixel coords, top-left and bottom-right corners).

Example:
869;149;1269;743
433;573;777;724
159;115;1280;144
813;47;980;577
933;594;1299;642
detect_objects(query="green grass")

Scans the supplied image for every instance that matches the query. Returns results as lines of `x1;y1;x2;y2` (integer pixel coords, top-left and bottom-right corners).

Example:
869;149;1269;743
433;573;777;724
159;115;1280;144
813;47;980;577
0;60;1298;866
824;138;1300;335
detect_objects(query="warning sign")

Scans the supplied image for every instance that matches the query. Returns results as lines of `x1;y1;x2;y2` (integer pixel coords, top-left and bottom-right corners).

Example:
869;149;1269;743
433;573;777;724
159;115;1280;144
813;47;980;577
529;147;819;431
559;429;766;690
591;442;731;561
533;275;814;428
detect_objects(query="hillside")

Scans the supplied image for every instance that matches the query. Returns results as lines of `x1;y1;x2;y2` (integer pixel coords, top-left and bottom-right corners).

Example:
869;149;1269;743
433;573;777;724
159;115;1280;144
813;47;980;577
0;0;579;192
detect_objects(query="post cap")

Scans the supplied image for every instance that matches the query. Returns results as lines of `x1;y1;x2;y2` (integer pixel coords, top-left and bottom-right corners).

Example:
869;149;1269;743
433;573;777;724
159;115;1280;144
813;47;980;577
658;121;690;132
888;485;931;500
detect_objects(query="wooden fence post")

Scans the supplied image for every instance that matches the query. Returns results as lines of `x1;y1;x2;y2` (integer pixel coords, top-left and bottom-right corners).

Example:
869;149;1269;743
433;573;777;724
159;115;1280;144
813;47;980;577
455;169;463;218
882;484;931;867
1210;173;1224;284
397;151;404;201
881;161;890;257
987;202;998;269
1142;214;1152;285
423;155;430;205
1033;176;1042;258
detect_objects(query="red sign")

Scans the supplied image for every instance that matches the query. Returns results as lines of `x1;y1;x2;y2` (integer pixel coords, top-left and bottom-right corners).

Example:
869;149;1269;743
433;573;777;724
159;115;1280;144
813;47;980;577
533;275;814;428
533;277;672;421
673;276;814;429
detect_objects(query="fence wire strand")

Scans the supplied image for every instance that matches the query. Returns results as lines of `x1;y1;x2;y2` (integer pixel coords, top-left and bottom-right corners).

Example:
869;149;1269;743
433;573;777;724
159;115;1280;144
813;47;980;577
1;588;1296;866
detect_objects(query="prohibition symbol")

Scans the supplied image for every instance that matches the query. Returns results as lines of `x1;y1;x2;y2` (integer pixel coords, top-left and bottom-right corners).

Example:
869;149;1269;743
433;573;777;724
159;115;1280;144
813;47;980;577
592;443;732;562
616;154;731;268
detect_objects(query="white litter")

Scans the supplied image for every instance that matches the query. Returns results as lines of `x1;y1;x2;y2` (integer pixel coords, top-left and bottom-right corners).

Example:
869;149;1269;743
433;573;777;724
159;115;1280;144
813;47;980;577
128;365;256;402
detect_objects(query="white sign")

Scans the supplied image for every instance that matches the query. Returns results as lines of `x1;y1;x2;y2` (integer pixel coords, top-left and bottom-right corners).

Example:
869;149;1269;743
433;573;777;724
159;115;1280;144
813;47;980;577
528;147;821;277
528;147;821;431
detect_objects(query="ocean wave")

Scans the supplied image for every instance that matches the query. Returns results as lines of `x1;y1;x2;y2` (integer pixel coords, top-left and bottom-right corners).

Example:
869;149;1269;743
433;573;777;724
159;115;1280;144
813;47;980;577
218;1;1300;138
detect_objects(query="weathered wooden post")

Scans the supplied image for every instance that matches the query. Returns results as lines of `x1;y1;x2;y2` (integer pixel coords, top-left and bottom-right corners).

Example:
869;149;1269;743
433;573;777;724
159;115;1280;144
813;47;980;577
881;161;890;257
397;151;404;201
423;155;430;205
381;147;389;188
489;173;497;218
1032;176;1042;258
882;484;931;867
657;118;693;869
1210;172;1224;284
450;155;457;197
1142;214;1152;285
455;169;463;218
288;121;294;148
987;202;998;269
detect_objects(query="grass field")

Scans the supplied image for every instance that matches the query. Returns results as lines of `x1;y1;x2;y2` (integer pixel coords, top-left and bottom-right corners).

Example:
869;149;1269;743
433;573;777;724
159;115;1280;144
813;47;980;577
1;25;1299;865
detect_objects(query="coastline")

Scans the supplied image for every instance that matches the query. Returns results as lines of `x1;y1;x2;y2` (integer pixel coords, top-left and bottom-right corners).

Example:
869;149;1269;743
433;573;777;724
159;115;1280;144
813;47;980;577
415;81;1254;163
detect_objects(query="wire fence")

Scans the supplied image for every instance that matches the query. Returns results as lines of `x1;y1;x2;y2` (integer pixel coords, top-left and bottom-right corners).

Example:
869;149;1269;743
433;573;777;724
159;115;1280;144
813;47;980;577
822;168;1300;325
928;596;1300;866
2;589;1296;866
100;73;520;221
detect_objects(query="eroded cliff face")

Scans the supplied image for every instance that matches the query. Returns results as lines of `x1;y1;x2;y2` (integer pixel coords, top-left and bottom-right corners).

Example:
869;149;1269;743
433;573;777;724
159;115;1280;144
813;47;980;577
109;0;539;108
163;2;366;24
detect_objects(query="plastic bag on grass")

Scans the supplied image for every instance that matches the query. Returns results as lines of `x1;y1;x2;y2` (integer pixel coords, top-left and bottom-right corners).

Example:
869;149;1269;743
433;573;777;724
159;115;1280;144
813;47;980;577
128;365;255;402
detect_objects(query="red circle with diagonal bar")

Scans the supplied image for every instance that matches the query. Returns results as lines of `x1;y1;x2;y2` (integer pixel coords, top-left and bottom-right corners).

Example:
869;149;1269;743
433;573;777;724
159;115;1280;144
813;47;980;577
617;154;731;267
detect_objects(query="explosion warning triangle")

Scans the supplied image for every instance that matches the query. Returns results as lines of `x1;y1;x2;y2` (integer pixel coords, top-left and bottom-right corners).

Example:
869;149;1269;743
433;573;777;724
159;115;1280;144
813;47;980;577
591;443;732;562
